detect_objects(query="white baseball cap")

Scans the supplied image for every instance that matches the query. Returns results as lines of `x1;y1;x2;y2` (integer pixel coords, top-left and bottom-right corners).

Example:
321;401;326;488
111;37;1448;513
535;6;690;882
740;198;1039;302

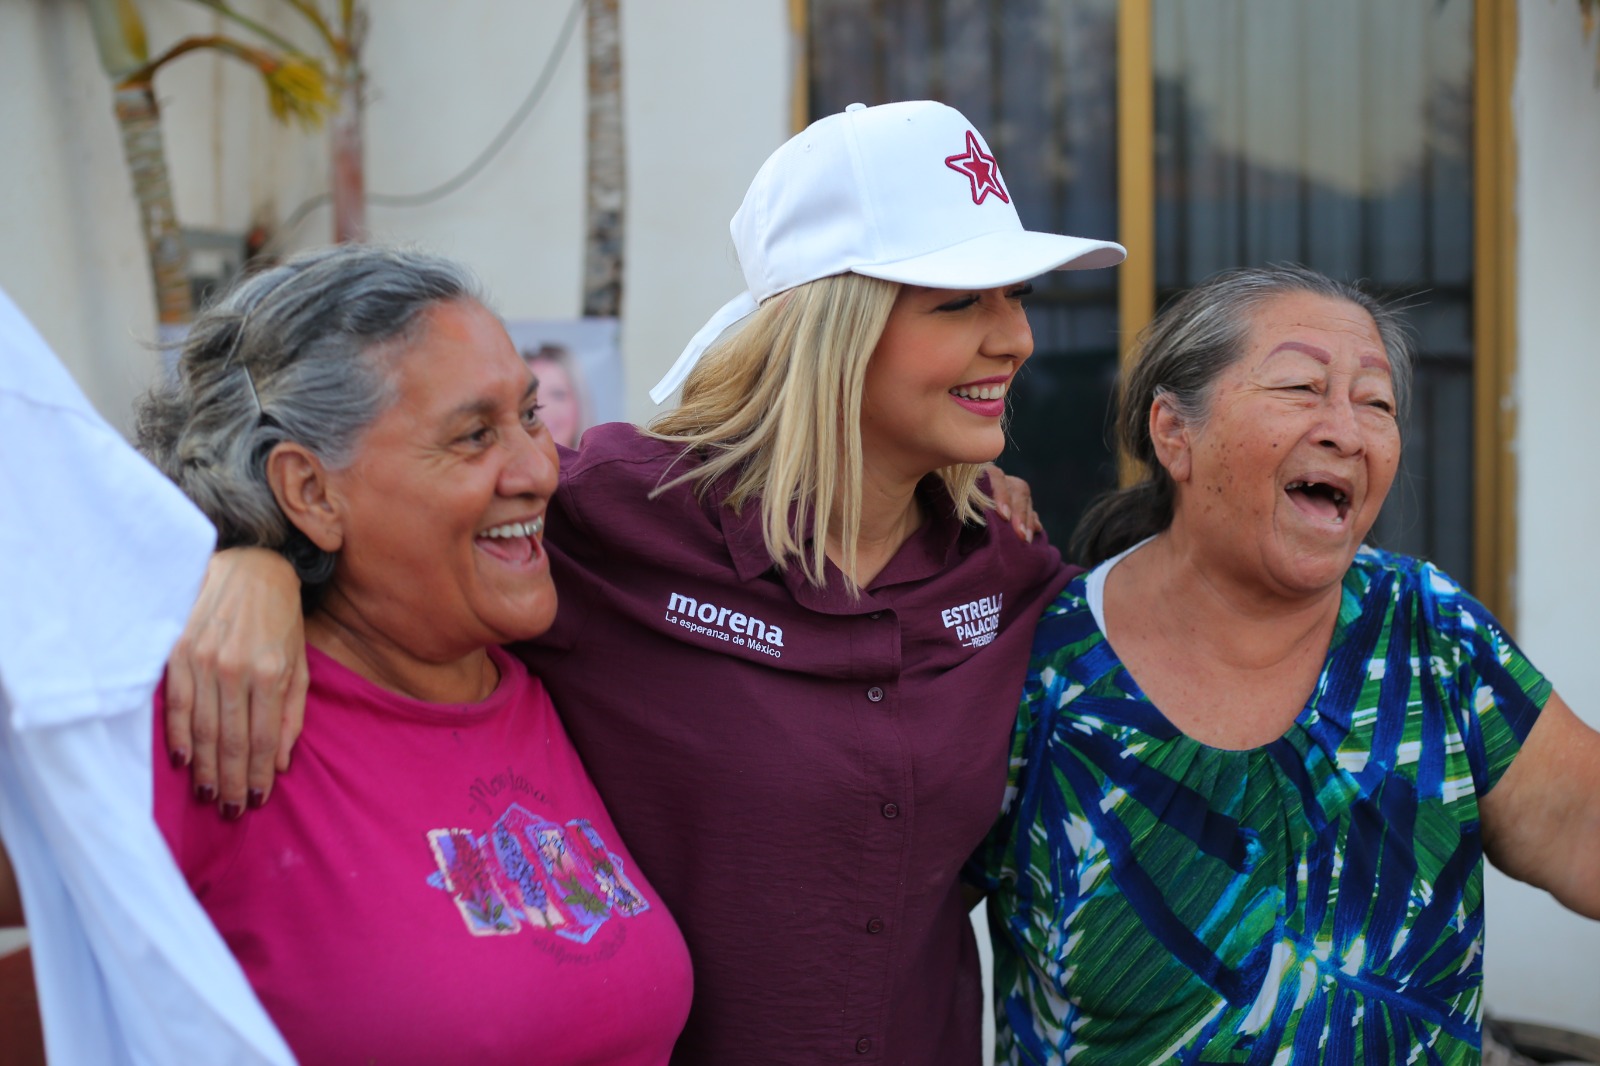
650;100;1127;404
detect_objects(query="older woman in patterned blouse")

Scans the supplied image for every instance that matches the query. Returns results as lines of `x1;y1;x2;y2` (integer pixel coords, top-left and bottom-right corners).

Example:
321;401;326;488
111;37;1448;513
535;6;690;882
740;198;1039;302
971;264;1600;1064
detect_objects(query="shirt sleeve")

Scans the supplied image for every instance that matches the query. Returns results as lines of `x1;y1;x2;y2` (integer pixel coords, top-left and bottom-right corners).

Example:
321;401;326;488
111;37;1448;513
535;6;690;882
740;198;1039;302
1422;562;1552;796
962;606;1065;896
962;692;1031;895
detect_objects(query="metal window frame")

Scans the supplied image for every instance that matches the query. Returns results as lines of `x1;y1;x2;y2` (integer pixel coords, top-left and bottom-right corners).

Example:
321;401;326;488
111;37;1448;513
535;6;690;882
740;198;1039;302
795;0;1517;620
1115;0;1516;622
1472;0;1518;629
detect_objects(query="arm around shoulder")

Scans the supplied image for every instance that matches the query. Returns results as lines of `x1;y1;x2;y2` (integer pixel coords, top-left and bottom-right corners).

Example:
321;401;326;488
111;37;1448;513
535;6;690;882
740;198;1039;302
1481;691;1600;920
167;547;308;815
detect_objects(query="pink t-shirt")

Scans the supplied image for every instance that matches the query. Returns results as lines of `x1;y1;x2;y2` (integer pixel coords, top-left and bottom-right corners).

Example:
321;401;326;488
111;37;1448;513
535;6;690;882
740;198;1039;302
155;644;692;1066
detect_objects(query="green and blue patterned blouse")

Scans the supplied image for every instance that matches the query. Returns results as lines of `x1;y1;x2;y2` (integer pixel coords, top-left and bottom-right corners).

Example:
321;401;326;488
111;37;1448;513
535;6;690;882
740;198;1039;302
970;547;1550;1065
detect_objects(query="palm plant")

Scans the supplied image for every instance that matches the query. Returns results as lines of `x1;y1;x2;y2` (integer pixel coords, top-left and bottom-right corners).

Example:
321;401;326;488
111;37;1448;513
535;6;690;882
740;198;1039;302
85;0;344;325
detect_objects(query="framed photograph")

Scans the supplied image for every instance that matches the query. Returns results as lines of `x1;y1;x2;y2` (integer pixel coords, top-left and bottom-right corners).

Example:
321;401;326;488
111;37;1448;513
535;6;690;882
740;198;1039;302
502;317;623;448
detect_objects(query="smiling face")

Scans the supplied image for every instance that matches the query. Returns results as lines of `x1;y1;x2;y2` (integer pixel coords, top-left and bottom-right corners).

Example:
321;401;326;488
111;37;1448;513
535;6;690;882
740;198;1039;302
860;282;1034;485
1156;290;1401;599
319;299;560;662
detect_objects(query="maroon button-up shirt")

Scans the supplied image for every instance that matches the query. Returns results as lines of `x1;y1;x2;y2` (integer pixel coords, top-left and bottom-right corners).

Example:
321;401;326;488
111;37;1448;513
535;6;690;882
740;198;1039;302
517;424;1072;1064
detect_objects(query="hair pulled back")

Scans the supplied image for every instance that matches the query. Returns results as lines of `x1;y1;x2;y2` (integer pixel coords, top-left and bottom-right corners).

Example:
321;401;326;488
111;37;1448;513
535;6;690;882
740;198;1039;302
136;243;481;587
1069;263;1413;567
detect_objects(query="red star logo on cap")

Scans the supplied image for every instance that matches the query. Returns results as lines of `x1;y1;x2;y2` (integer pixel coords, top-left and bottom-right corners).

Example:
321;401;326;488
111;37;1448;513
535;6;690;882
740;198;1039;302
944;130;1010;205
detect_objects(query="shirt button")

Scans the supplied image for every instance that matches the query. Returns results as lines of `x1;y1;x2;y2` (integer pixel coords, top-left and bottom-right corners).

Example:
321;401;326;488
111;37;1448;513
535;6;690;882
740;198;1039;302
866;917;884;934
881;802;899;819
866;686;884;702
855;1037;872;1054
869;611;882;620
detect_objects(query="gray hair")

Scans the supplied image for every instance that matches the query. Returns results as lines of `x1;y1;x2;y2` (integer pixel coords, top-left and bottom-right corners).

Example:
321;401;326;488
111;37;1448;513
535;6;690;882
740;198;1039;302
1070;263;1414;567
137;244;482;587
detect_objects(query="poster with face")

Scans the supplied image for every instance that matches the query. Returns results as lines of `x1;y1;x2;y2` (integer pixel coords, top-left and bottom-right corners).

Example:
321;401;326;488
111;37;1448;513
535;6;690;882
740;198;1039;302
501;317;622;449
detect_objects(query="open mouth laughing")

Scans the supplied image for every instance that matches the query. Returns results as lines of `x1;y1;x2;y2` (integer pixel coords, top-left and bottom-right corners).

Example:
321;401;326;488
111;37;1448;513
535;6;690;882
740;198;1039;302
475;516;545;565
1285;478;1352;525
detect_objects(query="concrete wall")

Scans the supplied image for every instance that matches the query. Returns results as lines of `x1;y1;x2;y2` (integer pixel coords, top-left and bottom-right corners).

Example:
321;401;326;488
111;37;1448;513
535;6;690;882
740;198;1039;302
1482;0;1600;1033
317;0;793;424
2;0;326;434
0;0;792;432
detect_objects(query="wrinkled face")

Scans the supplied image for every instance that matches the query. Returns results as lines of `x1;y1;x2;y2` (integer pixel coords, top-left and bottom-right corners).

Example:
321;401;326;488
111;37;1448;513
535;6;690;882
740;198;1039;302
1161;291;1401;597
527;356;581;448
861;283;1035;484
324;299;559;658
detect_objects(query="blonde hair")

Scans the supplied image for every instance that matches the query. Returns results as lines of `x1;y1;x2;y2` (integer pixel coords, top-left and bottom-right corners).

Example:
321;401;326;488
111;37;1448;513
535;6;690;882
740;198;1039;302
648;272;991;594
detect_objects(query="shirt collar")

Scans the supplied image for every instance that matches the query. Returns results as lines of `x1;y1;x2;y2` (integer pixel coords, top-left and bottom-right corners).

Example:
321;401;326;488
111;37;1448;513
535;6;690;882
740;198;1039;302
717;474;984;594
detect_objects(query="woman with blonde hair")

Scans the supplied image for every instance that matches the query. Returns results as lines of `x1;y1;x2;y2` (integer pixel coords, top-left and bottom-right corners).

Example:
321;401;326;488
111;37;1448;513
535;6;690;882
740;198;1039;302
167;100;1123;1064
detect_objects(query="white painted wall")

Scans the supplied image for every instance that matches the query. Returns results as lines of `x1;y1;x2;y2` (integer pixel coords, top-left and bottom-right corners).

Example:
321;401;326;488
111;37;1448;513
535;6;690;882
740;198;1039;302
1482;0;1600;1035
280;0;793;425
3;2;186;435
618;1;794;421
290;0;793;422
0;0;326;434
0;0;790;432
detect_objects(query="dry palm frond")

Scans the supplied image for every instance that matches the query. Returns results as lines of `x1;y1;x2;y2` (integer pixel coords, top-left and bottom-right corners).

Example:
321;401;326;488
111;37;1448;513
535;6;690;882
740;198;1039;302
119;34;334;129
261;53;335;126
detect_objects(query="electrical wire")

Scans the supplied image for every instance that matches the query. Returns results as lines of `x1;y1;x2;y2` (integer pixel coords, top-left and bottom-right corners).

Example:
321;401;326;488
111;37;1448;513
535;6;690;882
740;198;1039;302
265;0;585;252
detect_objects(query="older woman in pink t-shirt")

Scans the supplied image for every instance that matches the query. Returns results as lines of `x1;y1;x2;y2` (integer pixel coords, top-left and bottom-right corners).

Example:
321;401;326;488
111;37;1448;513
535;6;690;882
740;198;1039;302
137;245;691;1065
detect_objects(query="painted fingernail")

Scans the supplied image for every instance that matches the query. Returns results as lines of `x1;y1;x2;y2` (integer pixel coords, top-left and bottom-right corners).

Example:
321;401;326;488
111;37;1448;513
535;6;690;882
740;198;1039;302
222;802;244;821
169;748;190;769
247;788;267;810
195;783;217;805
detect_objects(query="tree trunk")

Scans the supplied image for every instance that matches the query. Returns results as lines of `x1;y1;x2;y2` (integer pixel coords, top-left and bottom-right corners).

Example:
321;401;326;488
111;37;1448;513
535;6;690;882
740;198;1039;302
329;53;366;243
113;82;193;325
582;0;624;319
